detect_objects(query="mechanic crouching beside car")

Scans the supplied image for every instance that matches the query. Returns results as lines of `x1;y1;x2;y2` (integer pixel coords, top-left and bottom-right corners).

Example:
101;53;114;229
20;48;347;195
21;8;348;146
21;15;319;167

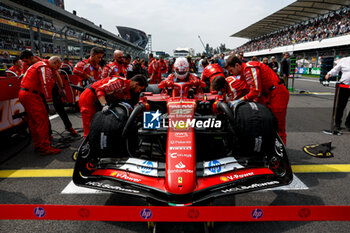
213;55;289;145
79;74;148;138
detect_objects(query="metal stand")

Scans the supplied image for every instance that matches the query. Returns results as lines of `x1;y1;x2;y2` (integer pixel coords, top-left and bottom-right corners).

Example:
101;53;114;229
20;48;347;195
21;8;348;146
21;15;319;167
323;82;342;135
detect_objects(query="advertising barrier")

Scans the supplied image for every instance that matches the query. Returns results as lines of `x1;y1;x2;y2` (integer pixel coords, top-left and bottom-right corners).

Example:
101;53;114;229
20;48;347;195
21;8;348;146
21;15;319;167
295;68;321;75
0;204;349;222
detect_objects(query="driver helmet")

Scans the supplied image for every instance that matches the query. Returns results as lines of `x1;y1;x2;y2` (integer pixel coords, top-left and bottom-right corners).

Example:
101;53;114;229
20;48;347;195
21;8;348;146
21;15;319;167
174;57;189;80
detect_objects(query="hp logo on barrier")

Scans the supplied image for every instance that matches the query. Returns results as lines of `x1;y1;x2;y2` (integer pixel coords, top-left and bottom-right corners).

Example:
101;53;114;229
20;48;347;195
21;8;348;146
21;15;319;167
140;208;153;220
251;208;263;219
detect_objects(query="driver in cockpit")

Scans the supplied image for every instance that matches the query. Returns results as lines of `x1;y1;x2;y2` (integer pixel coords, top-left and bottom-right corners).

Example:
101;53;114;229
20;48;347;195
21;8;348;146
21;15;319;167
158;57;206;90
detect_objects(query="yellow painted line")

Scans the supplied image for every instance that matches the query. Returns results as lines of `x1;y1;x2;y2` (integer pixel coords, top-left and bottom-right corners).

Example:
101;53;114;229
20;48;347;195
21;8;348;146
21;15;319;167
0;165;349;178
292;164;350;173
0;169;73;178
290;92;332;95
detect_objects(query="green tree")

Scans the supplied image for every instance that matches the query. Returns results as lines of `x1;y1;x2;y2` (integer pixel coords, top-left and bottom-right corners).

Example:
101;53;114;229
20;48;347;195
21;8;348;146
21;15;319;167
219;43;226;53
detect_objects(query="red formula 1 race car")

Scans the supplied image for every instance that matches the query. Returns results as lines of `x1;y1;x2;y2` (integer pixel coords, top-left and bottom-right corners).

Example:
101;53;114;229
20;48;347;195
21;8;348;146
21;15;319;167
72;80;293;206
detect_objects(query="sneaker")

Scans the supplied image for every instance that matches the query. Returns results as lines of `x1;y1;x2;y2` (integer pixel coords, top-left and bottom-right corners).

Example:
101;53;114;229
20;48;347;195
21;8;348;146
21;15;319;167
66;127;79;136
334;125;341;131
39;146;61;155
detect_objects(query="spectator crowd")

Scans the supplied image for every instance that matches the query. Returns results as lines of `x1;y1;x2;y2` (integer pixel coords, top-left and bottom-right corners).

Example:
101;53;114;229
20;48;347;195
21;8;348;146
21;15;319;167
0;2;112;56
236;7;350;53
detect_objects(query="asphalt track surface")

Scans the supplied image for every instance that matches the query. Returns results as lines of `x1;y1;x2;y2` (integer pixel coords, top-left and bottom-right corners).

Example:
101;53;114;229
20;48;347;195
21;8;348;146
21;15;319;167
1;76;350;232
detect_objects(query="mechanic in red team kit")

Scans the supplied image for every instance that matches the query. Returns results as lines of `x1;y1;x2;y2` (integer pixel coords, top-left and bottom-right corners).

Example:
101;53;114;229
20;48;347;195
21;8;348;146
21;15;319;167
6;58;23;76
148;53;161;84
20;50;42;73
102;49;127;79
158;57;206;90
158;56;169;78
18;56;62;155
73;47;104;87
224;55;289;144
20;50;78;137
60;57;73;74
79;75;148;138
200;62;225;92
201;63;225;83
211;75;248;101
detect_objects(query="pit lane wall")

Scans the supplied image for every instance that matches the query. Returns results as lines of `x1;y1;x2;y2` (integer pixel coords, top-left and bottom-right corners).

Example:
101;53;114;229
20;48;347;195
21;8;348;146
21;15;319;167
244;34;350;57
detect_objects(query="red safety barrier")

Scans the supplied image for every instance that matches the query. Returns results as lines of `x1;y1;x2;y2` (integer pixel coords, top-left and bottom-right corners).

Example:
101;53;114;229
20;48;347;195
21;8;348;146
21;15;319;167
0;205;349;222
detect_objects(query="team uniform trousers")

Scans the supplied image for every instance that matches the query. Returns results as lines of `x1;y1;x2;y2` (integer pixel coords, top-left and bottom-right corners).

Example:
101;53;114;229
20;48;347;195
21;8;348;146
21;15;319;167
263;84;290;144
79;88;98;138
18;90;50;148
241;62;289;144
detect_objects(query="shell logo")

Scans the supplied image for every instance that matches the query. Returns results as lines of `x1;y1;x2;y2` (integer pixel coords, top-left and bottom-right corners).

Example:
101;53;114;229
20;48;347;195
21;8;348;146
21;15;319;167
220;176;228;182
175;123;187;129
111;172;117;176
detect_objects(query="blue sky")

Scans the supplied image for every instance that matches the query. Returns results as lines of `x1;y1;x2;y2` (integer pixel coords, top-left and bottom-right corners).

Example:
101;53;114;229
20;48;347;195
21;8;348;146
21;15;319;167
65;0;295;55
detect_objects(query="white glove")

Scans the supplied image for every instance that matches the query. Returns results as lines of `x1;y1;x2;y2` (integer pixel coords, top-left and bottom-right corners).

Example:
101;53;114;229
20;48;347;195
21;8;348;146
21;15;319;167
102;104;110;113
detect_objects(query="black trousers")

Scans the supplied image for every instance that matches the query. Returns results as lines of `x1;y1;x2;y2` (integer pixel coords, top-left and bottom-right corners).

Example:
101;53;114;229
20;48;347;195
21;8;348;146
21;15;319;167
335;86;350;128
52;84;72;129
42;84;73;136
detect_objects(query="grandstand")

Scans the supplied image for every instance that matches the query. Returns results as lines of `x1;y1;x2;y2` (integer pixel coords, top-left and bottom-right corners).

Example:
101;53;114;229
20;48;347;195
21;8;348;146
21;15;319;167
116;26;148;49
0;0;145;63
231;0;350;70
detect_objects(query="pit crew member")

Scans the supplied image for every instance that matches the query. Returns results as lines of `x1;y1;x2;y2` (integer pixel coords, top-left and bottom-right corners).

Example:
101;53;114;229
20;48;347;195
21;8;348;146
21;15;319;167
79;74;148;137
73;47;104;88
60;57;73;74
224;55;289;144
148;53;161;84
21;51;77;136
201;63;225;92
158;56;169;78
6;58;23;77
102;50;127;79
18;56;62;155
20;50;42;73
211;75;248;101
